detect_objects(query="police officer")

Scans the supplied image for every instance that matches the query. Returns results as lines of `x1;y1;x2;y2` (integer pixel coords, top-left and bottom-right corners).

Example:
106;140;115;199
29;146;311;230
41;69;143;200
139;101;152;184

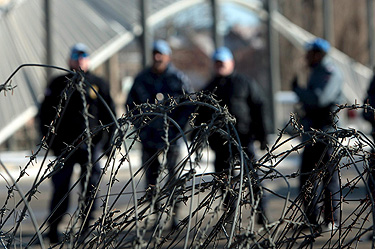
292;38;343;231
194;47;269;224
125;40;192;229
39;43;115;243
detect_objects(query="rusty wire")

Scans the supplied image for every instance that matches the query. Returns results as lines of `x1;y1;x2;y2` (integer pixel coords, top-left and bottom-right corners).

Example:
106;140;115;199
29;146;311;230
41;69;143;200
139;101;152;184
0;65;375;248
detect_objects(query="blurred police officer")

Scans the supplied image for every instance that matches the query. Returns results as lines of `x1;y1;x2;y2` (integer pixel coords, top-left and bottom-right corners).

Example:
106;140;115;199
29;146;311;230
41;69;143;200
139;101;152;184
39;43;115;243
194;47;269;224
292;38;343;231
125;40;192;229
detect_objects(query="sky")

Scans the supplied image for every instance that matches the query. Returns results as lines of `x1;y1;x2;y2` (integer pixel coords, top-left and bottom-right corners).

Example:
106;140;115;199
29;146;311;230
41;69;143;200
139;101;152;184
221;3;260;28
172;1;260;32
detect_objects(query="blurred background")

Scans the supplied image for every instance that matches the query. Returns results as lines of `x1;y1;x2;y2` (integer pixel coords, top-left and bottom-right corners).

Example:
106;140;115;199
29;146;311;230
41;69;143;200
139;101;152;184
0;0;374;151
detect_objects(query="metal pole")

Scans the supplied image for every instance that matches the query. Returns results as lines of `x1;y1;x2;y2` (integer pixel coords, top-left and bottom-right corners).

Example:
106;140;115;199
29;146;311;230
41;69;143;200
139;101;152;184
211;0;223;49
140;0;151;68
266;0;280;133
44;0;52;80
368;0;375;68
323;0;334;44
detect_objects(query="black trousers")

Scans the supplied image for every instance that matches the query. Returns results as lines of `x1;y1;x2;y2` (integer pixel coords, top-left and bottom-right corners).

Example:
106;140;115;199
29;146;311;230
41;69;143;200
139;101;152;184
49;146;101;231
142;146;180;188
211;140;265;219
141;145;181;226
367;146;375;202
299;142;339;225
368;134;375;201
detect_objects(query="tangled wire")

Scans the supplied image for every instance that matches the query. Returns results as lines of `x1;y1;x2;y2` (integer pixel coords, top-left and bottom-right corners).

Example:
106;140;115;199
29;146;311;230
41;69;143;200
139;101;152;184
0;65;375;248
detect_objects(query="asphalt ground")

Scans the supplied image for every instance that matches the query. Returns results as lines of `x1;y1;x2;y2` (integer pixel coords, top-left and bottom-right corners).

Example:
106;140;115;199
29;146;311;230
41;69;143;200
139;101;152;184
0;136;373;248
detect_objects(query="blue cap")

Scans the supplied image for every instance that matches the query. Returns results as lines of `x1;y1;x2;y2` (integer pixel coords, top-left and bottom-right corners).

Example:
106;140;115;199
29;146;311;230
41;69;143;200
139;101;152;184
153;40;171;55
70;43;89;60
212;47;233;61
305;38;330;53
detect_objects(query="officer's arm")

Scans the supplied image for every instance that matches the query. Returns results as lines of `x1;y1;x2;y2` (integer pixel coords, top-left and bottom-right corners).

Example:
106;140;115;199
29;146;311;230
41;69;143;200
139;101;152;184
316;70;342;107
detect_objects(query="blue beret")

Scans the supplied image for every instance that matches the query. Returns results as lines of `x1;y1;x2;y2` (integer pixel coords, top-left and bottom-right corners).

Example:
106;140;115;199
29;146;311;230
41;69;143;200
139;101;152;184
212;47;233;62
153;40;171;55
305;38;330;53
70;43;89;60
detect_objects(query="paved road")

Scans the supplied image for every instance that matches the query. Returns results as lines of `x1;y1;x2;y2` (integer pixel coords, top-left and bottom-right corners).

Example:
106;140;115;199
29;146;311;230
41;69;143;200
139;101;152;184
0;139;373;248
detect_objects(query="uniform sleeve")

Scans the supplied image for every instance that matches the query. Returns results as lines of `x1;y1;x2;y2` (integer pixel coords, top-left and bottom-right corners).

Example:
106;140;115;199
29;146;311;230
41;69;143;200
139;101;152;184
190;86;215;143
193;86;209;120
316;69;342;107
230;78;252;135
363;76;375;125
124;76;150;132
294;85;319;107
38;81;59;138
171;71;194;130
125;77;141;113
93;77;116;151
295;61;343;108
179;72;194;94
247;78;268;142
98;78;116;125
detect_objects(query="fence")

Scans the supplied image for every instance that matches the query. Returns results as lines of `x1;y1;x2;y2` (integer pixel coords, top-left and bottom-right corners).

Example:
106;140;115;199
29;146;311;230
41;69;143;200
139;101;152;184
0;65;375;248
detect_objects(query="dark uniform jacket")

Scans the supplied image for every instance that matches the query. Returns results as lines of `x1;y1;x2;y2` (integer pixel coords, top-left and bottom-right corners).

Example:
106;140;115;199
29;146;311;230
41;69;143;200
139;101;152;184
126;64;192;149
39;72;115;153
294;57;343;130
196;72;267;150
363;75;375;140
364;76;375;125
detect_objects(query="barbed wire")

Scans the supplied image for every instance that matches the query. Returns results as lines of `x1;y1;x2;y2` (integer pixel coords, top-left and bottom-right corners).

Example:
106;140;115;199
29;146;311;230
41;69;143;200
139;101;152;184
0;65;375;248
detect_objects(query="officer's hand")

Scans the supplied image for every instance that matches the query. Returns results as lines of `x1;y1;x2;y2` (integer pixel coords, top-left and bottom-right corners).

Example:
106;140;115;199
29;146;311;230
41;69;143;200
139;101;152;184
291;76;299;90
260;140;268;151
